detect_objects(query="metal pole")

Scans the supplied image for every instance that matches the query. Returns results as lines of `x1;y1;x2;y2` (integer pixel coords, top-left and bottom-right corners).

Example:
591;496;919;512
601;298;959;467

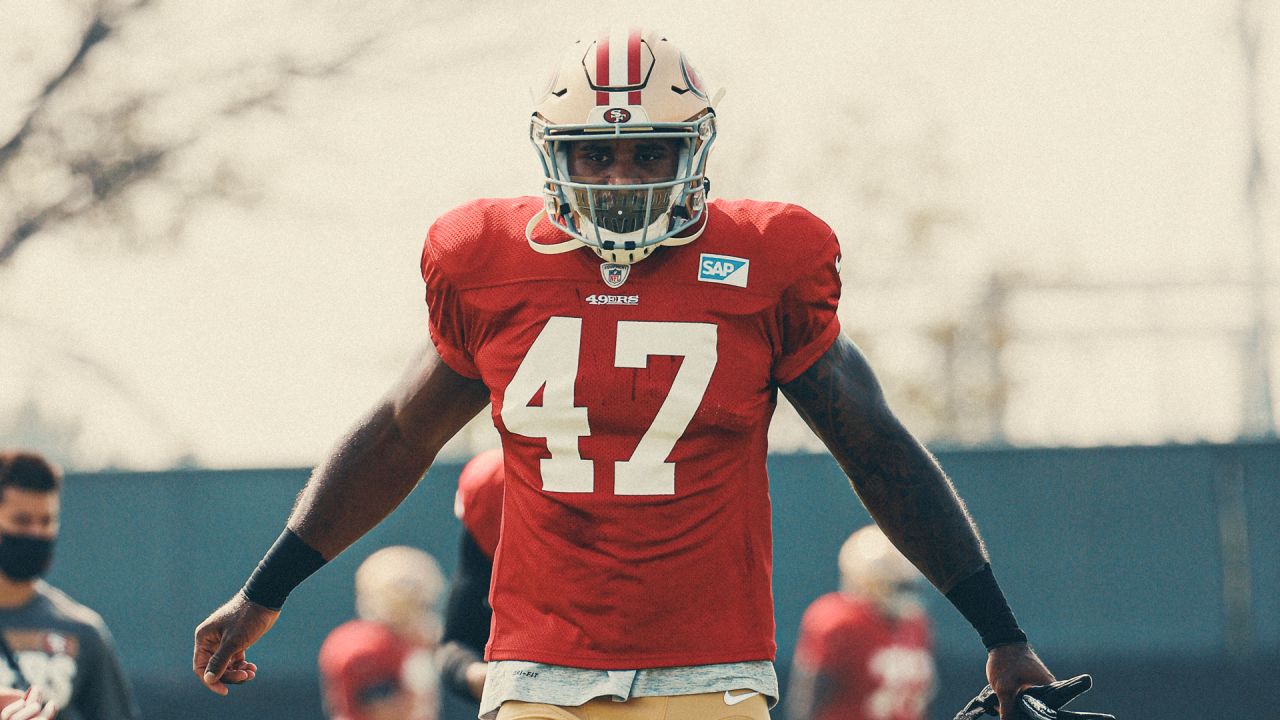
1214;455;1254;655
1238;0;1276;439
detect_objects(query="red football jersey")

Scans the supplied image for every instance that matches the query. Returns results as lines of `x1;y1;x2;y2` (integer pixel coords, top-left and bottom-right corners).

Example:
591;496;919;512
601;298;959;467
454;447;505;559
421;196;841;669
318;620;420;720
792;594;935;720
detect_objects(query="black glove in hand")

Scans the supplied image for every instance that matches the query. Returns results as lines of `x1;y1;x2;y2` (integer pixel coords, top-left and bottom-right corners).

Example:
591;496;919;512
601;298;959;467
953;683;998;720
1018;675;1115;720
953;674;1116;720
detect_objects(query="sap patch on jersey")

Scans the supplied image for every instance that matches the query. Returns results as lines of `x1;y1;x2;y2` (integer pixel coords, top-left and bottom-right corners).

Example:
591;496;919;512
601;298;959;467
698;253;749;287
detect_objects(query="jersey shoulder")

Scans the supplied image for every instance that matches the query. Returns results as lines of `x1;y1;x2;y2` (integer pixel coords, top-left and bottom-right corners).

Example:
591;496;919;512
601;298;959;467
319;619;409;677
803;592;876;633
33;583;111;637
422;196;543;290
703;199;840;289
707;199;836;251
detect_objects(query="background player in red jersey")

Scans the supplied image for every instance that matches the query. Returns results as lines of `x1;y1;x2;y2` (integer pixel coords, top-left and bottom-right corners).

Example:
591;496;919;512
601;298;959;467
787;525;936;720
437;449;504;708
194;28;1059;720
319;620;430;720
318;546;445;720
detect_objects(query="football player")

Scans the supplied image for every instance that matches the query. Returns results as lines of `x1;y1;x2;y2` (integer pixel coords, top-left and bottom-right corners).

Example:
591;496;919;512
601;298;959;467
318;620;431;720
788;525;936;720
194;28;1057;720
354;546;446;651
319;546;445;720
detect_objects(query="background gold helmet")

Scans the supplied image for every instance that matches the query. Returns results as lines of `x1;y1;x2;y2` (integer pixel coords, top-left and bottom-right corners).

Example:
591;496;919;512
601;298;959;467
354;545;446;646
838;525;926;617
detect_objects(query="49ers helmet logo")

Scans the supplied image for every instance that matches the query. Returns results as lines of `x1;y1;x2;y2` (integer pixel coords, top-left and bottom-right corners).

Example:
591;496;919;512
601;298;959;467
603;107;631;123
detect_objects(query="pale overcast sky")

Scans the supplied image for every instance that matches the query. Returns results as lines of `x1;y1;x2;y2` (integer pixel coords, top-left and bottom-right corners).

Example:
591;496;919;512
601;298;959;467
1;1;1277;469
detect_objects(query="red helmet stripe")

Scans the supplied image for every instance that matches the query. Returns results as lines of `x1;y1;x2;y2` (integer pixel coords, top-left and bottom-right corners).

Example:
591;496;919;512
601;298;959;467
595;33;610;105
627;28;642;105
608;28;629;106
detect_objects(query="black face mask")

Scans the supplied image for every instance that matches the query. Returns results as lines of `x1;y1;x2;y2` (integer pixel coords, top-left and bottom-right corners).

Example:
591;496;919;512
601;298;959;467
0;534;56;581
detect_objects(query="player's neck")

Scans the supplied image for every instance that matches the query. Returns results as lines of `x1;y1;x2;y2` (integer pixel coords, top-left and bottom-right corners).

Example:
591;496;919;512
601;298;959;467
0;576;37;608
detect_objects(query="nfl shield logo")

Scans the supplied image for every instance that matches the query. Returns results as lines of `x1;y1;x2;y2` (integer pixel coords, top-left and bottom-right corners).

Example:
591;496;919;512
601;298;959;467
601;262;630;288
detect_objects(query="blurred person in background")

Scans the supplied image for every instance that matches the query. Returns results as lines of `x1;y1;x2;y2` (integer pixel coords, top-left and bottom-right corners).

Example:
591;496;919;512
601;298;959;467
196;27;1060;720
787;525;935;720
355;546;447;654
437;448;504;709
0;451;138;720
319;546;446;720
319;620;433;720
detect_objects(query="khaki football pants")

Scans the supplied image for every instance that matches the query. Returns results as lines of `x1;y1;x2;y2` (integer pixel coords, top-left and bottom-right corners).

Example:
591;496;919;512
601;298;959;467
496;691;770;720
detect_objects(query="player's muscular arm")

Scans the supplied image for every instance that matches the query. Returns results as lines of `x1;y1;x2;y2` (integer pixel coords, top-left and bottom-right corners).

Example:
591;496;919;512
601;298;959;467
194;344;489;696
289;345;491;557
780;333;987;592
783;336;1054;720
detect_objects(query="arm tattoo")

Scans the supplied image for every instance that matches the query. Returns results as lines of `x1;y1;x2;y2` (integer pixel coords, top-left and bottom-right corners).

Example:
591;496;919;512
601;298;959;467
781;334;988;591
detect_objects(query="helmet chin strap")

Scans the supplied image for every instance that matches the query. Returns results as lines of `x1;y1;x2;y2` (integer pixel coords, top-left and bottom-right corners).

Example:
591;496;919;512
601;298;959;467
526;210;580;255
525;207;709;264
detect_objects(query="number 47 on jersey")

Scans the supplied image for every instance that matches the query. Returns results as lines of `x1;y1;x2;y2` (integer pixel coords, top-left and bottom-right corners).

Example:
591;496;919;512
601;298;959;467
500;317;718;496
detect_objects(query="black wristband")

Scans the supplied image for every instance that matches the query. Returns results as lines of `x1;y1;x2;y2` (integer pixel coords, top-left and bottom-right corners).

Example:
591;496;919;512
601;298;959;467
241;528;327;611
944;563;1029;650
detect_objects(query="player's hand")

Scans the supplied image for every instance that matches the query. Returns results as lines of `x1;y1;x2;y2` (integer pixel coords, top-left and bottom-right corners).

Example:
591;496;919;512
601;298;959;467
953;673;1113;720
1018;675;1114;720
0;691;24;711
1;687;58;720
986;643;1055;720
193;591;278;696
465;661;489;700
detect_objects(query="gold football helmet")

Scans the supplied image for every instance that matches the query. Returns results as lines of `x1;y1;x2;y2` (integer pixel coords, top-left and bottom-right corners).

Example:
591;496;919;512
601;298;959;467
355;546;446;646
528;28;721;264
839;525;926;617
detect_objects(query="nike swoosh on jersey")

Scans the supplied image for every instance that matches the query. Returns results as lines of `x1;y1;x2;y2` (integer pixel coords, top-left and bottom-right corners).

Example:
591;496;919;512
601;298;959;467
724;690;760;706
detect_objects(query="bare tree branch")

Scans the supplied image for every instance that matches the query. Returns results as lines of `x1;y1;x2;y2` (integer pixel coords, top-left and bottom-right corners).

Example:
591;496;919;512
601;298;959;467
0;17;111;172
0;1;401;265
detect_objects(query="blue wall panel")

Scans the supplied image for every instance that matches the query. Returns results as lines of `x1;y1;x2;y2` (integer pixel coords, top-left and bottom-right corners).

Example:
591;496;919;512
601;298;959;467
42;441;1280;718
